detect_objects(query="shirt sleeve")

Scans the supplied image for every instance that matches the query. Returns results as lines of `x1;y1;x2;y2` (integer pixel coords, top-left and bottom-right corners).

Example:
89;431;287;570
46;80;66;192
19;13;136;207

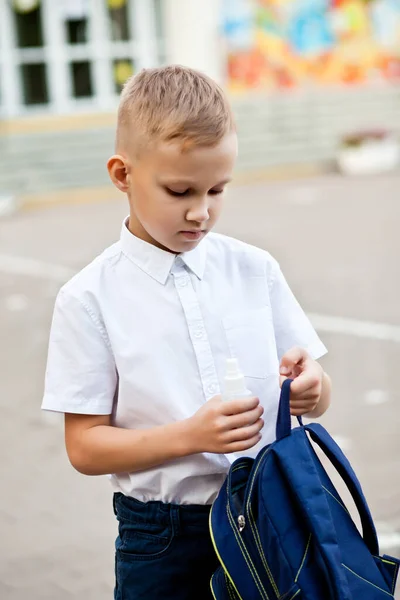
41;289;117;415
268;259;327;362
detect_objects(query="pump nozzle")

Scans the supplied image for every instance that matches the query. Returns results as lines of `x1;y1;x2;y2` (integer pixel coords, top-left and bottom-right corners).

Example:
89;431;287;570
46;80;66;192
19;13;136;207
222;357;252;400
226;358;240;377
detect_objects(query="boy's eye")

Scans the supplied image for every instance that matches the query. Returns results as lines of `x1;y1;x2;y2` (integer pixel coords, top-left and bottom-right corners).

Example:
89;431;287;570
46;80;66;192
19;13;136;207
165;187;224;197
165;188;189;197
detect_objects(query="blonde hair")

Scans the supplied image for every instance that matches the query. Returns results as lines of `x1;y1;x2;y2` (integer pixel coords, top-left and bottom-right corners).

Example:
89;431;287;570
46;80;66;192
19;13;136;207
116;65;235;153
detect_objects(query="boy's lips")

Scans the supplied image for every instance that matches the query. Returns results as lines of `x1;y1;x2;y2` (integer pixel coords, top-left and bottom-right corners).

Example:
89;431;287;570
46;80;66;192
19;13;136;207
180;230;205;240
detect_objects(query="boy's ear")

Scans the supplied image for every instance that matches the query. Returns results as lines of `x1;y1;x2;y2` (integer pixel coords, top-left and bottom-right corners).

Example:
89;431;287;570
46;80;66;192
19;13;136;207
107;154;130;193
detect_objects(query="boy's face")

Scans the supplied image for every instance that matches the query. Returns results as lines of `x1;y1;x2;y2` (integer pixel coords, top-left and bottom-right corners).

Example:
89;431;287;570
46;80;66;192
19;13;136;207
110;132;238;254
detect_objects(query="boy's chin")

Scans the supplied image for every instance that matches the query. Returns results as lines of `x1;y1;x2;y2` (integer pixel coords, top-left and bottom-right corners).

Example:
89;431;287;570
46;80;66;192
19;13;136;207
166;241;198;254
148;231;207;254
160;235;206;254
151;237;190;255
174;237;206;253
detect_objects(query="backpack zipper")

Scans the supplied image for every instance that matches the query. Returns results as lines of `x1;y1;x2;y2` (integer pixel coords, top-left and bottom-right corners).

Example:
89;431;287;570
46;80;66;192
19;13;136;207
238;515;246;532
245;446;281;599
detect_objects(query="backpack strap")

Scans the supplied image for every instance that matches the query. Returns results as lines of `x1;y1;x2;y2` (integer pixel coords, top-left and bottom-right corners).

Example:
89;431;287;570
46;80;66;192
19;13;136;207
276;381;378;554
304;422;379;556
276;378;302;440
279;430;353;599
276;380;379;555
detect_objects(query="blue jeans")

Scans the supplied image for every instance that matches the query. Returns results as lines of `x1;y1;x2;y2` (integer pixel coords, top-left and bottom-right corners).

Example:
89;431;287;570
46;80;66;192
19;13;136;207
113;493;219;599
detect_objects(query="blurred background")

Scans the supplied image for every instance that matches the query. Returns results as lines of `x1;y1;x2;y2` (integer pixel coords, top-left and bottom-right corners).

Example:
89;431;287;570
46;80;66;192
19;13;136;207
0;0;399;598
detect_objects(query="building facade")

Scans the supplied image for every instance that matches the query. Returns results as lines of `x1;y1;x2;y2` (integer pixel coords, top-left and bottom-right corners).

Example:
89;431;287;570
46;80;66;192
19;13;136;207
0;0;165;118
0;0;223;119
0;0;399;202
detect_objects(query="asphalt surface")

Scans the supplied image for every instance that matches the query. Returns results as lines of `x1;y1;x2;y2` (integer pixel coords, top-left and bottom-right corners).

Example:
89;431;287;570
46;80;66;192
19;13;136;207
0;173;399;599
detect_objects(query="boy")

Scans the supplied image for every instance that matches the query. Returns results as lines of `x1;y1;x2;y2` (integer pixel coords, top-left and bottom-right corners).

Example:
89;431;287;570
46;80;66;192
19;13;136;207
42;65;331;599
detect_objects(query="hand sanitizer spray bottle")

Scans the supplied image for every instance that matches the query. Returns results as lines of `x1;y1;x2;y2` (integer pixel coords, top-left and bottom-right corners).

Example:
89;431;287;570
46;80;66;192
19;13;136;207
222;357;262;461
222;358;252;401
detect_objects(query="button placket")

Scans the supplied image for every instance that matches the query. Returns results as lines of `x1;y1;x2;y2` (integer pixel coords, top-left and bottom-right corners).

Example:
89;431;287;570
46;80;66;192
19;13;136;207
207;383;218;395
178;277;189;287
172;267;219;400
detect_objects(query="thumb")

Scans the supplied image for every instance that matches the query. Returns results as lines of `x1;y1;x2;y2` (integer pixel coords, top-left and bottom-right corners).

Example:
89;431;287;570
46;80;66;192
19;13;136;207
280;346;307;375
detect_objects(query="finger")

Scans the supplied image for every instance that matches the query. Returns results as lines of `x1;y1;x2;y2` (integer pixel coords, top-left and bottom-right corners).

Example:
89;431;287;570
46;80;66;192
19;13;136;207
290;400;319;415
290;389;320;402
280;372;319;395
290;400;317;411
280;346;308;375
290;370;320;395
290;399;319;410
220;396;259;416
226;405;264;429
280;364;303;380
290;404;318;416
227;433;263;454
280;374;303;388
290;396;315;406
225;419;264;444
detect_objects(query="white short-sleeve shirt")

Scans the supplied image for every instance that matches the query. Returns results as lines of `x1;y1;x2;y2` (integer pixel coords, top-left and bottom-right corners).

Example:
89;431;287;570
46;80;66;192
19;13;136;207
42;221;327;505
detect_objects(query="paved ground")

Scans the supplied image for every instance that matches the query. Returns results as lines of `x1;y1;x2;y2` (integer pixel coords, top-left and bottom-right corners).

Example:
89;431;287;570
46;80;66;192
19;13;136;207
0;173;399;598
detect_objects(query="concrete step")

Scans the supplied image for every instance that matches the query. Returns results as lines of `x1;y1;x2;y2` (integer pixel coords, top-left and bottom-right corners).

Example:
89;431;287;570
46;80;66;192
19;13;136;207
1;87;399;197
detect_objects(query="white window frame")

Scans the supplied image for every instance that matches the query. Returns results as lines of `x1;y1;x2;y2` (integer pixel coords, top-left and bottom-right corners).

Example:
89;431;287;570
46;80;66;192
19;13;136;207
0;0;162;118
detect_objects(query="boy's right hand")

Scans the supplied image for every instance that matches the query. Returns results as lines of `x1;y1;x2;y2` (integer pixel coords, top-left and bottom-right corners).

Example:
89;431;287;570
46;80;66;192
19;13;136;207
187;395;264;454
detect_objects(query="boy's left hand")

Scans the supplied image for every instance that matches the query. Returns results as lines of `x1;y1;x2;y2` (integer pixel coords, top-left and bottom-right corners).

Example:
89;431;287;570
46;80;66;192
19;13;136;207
279;347;323;416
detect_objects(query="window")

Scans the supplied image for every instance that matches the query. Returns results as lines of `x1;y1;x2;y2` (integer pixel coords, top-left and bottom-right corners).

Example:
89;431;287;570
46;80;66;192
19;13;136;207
70;61;93;98
66;18;89;45
13;3;44;48
0;0;161;116
20;63;48;105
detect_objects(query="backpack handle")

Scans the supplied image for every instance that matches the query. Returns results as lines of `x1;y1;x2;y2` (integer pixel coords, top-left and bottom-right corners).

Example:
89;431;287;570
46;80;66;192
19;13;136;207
304;422;379;556
276;378;302;440
276;380;379;555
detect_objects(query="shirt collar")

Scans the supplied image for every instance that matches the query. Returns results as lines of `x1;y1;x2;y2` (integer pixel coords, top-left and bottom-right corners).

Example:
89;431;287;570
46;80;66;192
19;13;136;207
120;218;207;284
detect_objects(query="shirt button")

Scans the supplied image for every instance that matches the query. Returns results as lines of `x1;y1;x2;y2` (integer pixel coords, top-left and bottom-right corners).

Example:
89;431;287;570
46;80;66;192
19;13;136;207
194;329;203;339
207;383;218;395
178;278;189;287
175;257;184;267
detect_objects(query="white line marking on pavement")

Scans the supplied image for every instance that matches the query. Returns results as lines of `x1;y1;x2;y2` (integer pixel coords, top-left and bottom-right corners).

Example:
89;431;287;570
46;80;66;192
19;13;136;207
375;522;400;551
1;254;400;344
5;293;29;311
308;313;400;344
331;435;352;452
379;532;400;551
364;389;390;406
0;254;75;282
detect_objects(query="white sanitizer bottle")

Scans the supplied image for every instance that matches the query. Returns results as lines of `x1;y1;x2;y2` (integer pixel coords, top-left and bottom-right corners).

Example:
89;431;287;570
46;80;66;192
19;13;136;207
222;358;252;401
222;358;262;461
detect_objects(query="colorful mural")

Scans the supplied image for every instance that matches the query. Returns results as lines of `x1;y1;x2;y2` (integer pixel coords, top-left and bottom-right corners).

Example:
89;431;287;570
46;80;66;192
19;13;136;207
221;0;400;91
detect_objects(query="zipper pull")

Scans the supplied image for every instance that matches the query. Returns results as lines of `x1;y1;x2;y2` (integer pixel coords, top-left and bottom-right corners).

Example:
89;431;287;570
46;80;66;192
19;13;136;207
238;515;246;532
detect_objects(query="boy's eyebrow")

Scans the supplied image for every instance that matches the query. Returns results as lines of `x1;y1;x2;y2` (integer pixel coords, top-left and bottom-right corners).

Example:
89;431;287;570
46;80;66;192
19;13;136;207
215;178;232;186
160;178;232;187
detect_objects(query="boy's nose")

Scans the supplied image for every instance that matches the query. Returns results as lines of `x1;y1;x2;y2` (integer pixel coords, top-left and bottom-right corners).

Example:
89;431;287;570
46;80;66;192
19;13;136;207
186;200;210;224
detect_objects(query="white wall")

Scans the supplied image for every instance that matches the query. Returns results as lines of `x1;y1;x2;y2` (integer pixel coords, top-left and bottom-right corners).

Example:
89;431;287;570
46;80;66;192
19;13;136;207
163;0;224;83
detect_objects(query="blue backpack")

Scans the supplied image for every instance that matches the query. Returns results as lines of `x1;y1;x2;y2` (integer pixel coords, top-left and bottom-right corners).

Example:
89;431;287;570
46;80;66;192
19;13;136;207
210;379;400;599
